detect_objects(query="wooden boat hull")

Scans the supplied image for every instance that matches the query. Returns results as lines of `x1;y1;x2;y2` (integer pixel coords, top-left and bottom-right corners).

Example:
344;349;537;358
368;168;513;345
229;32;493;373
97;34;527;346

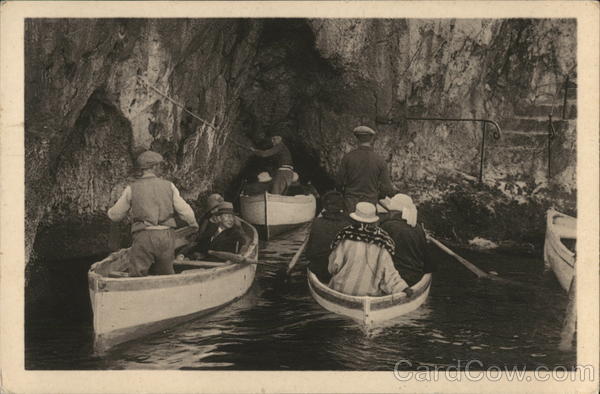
88;222;258;353
308;270;432;327
239;192;316;240
543;209;576;292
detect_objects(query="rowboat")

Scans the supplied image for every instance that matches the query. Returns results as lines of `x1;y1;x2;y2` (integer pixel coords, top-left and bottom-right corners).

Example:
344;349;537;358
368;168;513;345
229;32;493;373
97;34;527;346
543;208;576;291
307;270;432;327
88;220;259;353
239;191;316;240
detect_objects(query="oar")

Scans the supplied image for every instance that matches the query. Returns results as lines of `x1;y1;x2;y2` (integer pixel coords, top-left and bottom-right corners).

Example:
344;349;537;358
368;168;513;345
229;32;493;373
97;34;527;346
286;235;310;275
427;235;525;287
207;250;278;266
378;201;523;287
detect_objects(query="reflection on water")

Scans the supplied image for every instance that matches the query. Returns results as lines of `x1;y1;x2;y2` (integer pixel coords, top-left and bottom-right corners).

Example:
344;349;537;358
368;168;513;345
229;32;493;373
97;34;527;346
26;225;575;370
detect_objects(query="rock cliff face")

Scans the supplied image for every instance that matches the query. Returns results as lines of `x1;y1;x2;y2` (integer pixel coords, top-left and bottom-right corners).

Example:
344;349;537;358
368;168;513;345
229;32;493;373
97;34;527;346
25;18;576;264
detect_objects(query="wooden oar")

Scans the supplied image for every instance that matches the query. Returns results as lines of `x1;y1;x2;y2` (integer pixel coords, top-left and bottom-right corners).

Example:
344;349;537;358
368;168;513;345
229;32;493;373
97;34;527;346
286;235;310;275
207;250;278;266
427;235;525;287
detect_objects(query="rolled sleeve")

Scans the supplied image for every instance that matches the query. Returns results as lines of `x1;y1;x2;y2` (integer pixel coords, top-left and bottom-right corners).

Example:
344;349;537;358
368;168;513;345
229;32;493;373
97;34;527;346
171;183;199;228
108;186;132;222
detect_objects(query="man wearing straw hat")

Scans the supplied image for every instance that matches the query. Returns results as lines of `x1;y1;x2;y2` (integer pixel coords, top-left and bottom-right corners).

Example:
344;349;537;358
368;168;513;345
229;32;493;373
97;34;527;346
336;125;395;212
108;150;199;276
250;134;294;195
328;202;412;297
379;193;436;286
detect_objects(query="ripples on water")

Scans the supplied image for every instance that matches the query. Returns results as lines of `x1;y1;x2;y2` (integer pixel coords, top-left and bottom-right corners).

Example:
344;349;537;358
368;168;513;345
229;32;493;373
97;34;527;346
25;226;575;370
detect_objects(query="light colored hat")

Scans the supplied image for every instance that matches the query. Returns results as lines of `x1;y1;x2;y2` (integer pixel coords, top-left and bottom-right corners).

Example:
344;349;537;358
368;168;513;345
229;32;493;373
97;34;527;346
206;193;224;211
292;172;299;183
380;193;418;227
353;125;376;136
349;202;379;223
216;201;235;215
257;172;272;183
136;150;163;169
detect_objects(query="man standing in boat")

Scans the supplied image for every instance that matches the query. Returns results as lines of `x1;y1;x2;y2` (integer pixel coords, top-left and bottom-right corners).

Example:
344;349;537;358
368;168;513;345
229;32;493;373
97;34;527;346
108;151;199;276
249;134;294;195
328;202;413;297
379;194;436;286
336;125;395;212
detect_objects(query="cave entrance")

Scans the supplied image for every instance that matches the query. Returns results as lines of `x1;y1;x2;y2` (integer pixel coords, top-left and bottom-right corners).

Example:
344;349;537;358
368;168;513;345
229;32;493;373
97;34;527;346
233;19;344;198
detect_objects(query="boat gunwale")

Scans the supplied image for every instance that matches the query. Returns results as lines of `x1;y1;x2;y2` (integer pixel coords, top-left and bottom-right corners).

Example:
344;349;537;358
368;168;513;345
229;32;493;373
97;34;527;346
240;192;317;205
307;269;432;306
89;220;259;292
546;209;576;259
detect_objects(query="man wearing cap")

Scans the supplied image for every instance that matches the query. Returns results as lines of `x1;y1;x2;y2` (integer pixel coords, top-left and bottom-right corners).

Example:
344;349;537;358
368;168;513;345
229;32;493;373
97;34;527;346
250;135;294;195
336;125;395;212
108;150;199;276
305;191;352;283
190;201;250;260
379;194;436;286
244;172;272;196
328;202;413;297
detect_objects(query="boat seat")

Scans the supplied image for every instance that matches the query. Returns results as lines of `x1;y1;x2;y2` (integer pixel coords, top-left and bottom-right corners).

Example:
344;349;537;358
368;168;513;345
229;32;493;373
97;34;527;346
108;271;130;278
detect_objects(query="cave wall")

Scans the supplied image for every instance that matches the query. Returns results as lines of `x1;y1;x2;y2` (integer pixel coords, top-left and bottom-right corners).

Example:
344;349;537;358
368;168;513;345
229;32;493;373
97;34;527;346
26;18;576;264
26;19;261;261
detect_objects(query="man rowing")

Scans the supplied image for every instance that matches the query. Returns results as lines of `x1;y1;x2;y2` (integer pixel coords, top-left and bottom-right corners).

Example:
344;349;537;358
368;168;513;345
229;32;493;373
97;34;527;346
379;194;436;286
108;151;199;277
336;125;395;212
328;202;413;297
250;134;294;195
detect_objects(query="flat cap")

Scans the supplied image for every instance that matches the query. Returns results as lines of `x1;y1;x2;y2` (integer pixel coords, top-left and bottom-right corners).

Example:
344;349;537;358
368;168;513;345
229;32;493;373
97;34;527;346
353;125;376;136
136;150;164;169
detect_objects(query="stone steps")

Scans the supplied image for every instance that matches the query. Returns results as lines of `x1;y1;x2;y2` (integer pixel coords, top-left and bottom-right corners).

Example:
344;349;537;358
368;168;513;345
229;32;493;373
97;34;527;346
513;102;576;119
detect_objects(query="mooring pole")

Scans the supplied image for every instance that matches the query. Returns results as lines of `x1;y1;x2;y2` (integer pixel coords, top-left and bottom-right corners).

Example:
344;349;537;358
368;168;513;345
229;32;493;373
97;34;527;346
478;121;486;183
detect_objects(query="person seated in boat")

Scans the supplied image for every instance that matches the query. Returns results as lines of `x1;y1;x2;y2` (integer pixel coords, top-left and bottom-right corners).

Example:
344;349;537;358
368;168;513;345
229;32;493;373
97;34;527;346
379;194;436;286
305;191;351;283
284;172;304;196
184;202;250;261
249;134;294;195
244;172;272;195
328;202;413;297
108;150;199;277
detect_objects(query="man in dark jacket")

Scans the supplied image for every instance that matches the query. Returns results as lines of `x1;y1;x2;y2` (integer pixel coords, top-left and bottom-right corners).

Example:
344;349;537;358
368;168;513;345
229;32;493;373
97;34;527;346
305;191;352;283
244;172;272;195
108;151;199;276
336;125;395;212
250;135;294;195
188;202;250;261
379;194;435;286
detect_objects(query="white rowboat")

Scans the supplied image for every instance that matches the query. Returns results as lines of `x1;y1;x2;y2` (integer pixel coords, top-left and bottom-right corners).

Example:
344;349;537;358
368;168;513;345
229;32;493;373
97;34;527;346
239;191;316;240
88;221;258;353
307;270;432;327
543;208;576;292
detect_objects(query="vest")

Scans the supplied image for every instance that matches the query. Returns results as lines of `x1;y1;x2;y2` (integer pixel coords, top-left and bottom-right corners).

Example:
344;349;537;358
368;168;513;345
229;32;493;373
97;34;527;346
130;176;176;233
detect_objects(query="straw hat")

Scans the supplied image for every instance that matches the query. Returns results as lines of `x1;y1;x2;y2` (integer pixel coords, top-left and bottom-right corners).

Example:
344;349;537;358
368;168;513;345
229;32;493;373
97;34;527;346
136;151;163;169
257;172;272;183
352;125;376;136
349;202;379;223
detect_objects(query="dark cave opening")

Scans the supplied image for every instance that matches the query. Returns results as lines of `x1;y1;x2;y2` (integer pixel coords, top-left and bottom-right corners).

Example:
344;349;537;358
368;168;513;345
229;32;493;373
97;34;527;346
235;19;344;196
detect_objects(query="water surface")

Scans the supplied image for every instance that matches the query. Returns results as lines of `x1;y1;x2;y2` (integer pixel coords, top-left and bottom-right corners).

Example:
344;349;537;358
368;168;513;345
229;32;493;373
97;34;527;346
25;226;575;370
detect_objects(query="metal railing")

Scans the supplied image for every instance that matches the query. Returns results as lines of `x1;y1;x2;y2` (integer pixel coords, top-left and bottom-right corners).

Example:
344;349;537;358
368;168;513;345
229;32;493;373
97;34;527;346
376;116;502;183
